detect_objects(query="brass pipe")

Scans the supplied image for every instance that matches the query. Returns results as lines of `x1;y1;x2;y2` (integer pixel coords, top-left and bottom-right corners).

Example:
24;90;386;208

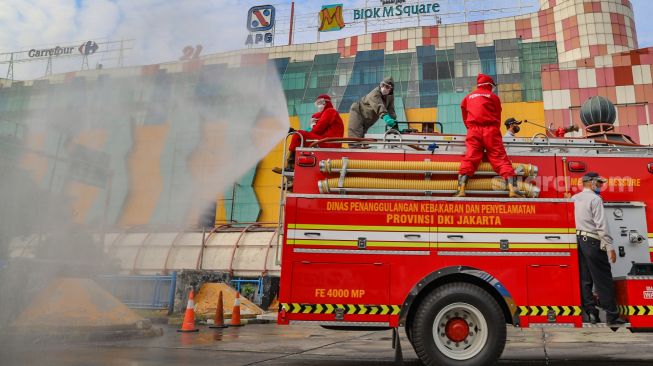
318;177;540;198
562;156;571;198
321;159;538;177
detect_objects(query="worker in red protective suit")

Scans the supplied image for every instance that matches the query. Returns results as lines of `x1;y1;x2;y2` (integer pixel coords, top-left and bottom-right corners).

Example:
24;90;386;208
455;74;522;198
273;94;344;174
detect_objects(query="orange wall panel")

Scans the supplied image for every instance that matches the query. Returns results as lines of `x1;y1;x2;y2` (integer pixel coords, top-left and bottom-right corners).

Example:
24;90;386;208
20;132;48;183
68;130;108;224
118;124;169;226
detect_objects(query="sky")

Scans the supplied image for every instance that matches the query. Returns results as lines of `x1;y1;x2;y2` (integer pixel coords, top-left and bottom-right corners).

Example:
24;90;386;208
0;0;652;80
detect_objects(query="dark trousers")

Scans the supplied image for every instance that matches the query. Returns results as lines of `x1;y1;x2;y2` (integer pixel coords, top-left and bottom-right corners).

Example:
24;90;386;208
577;236;619;321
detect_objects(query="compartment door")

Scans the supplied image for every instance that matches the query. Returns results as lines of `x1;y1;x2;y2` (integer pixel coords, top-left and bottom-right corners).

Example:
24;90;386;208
526;264;577;324
289;261;391;322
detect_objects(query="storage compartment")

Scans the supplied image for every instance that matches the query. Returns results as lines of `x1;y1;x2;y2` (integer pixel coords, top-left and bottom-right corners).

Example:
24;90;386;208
526;264;577;323
614;276;653;328
290;261;390;305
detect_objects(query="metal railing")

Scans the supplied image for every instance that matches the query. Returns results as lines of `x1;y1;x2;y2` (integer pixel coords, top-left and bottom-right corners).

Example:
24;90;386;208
231;277;264;305
97;272;177;312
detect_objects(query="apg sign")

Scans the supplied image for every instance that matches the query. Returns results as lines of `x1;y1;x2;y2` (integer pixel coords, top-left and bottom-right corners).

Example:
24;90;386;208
245;5;275;46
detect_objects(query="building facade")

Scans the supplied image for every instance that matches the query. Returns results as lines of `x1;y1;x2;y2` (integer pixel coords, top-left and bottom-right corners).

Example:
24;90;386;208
0;0;650;228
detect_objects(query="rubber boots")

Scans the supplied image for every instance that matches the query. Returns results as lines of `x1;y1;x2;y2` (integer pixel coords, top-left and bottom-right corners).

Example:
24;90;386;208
453;175;468;197
272;152;295;174
507;177;524;198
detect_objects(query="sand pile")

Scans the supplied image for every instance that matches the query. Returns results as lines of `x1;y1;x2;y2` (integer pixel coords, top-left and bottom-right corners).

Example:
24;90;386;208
194;283;263;317
13;278;148;330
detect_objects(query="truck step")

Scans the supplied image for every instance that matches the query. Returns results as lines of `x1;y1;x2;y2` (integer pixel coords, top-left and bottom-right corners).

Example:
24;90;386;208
529;322;632;328
582;322;631;328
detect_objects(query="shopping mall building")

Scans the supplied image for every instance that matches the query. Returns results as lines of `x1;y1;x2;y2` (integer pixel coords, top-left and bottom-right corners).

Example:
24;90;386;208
0;0;650;231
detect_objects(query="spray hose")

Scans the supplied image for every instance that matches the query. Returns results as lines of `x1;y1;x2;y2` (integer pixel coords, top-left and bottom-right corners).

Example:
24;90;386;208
320;159;538;178
318;177;540;198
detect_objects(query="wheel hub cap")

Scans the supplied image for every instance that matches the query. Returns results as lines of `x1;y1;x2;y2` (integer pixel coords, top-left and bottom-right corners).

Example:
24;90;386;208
445;318;469;342
432;302;489;361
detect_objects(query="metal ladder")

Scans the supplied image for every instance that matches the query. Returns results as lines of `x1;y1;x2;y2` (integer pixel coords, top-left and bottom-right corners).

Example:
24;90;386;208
274;132;303;266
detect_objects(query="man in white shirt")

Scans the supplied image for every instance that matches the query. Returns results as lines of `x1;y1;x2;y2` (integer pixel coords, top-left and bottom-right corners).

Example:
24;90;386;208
503;118;521;138
572;172;626;325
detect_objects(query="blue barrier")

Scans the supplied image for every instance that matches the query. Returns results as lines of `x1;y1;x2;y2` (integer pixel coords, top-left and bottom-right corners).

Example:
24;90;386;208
97;272;176;312
231;277;263;305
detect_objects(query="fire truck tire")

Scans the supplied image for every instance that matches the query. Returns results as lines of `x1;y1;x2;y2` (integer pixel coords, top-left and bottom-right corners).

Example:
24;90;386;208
410;282;506;366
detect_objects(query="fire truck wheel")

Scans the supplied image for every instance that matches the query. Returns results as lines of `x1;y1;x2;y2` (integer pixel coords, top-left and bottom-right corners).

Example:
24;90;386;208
410;283;506;366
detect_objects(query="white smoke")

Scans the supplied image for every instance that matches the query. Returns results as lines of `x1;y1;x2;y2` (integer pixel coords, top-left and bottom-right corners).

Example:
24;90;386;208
0;0;289;331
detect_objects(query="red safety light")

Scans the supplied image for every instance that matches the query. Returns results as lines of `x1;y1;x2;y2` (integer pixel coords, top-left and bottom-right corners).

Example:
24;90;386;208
648;163;653;174
297;154;317;167
568;161;587;172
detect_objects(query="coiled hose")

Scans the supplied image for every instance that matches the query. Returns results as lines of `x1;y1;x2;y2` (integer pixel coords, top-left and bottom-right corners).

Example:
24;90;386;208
320;159;538;177
318;177;540;198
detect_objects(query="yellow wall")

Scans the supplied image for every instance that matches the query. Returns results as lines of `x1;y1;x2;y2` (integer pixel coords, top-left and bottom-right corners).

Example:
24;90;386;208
405;108;438;131
249;116;301;225
216;117;301;225
500;102;548;137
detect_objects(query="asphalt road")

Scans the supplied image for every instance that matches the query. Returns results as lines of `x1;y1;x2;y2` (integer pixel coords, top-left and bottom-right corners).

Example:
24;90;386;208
2;323;653;366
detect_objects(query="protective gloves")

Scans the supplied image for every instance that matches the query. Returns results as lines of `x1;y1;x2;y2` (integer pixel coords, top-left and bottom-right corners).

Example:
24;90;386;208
383;114;397;129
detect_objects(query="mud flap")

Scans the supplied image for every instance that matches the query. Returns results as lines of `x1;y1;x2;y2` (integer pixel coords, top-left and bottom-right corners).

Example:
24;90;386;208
392;327;403;365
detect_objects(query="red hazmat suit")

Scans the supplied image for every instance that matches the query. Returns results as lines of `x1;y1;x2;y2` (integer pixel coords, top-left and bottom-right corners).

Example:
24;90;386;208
459;74;516;180
289;94;344;152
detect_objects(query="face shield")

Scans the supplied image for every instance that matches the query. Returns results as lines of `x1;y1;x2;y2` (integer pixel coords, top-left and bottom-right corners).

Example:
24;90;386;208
478;82;497;93
314;98;326;112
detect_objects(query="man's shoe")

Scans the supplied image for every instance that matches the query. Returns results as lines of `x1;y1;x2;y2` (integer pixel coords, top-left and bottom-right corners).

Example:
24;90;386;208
607;317;627;325
588;312;600;324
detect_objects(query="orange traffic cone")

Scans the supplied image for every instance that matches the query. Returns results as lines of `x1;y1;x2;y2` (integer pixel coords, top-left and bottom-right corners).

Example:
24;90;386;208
230;292;244;327
177;289;199;332
209;291;227;329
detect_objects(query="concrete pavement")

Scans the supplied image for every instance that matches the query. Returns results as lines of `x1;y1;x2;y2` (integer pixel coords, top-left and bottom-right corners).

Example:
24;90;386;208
2;323;653;365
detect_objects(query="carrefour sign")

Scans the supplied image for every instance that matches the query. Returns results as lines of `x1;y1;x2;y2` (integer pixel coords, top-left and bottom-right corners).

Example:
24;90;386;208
354;2;440;20
28;46;76;58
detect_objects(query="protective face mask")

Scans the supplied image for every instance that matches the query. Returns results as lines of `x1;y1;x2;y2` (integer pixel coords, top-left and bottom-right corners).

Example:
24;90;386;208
513;126;520;133
593;188;602;195
316;103;325;112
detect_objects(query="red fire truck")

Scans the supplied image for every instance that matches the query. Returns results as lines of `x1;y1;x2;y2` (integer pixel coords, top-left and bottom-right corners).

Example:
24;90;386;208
276;130;653;366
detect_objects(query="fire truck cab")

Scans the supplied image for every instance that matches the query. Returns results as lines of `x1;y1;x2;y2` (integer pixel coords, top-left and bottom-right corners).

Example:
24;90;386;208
277;132;653;366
